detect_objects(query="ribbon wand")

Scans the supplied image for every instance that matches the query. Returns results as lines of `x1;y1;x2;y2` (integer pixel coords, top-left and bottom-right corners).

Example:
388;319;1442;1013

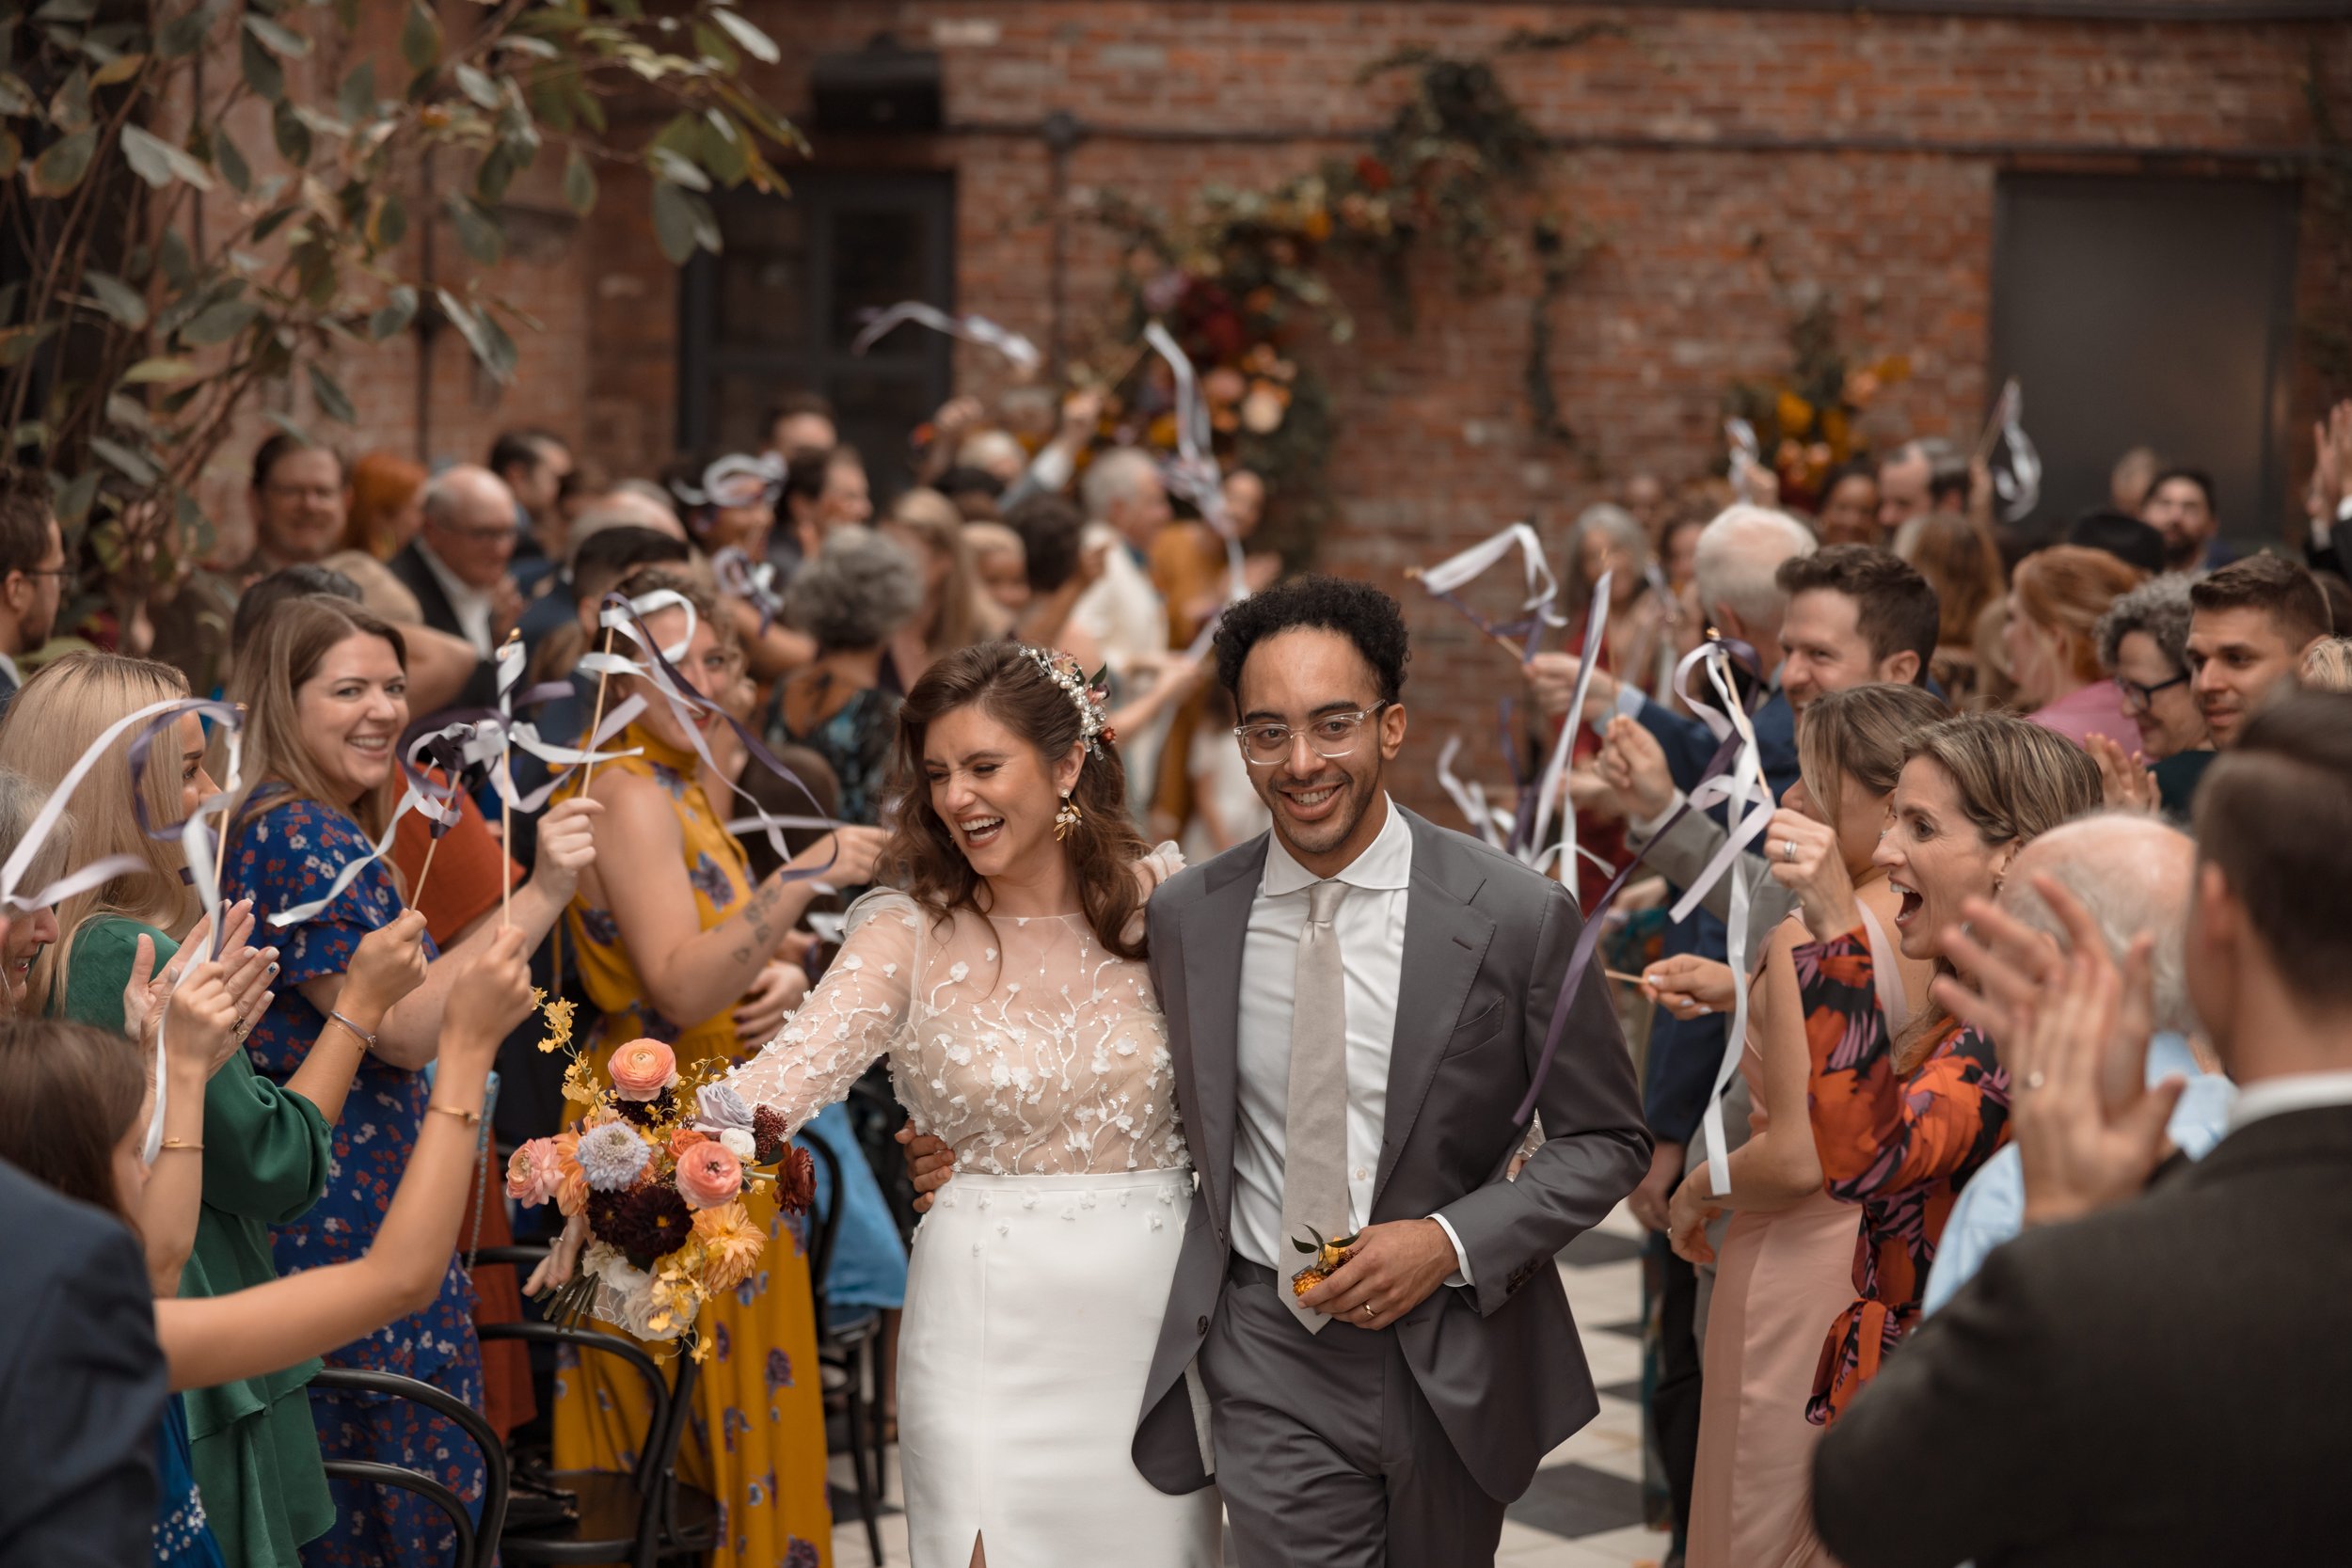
498;628;522;930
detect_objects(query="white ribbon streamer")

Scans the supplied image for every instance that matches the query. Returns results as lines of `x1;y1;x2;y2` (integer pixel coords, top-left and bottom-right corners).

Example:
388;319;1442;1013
1436;736;1510;851
1526;573;1612;902
1415;522;1566;627
1985;377;2042;524
850;302;1041;375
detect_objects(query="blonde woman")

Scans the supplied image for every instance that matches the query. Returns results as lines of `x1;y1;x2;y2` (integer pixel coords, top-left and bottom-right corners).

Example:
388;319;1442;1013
882;484;1009;689
0;650;433;1568
2302;636;2352;691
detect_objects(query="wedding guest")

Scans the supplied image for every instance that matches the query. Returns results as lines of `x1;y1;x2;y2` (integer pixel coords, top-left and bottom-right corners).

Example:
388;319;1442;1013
880;486;1007;689
2091;575;2214;816
2140;466;2236;573
1918;813;2233;1315
2110;444;2163;515
2303;635;2352;690
773;527;924;827
965;520;1030;616
548;566;886;1568
0;653;431;1568
1005;492;1101;657
1668;683;1947;1568
1814;692;2352;1566
1072;447;1174;674
1877;438;1964;537
219;595;597;1568
2064;508;2167;577
2003;545;2144;751
1785;713;2096;1425
388;466;521;661
1893;510;2003;705
0;934;526;1568
340;452;427;563
487;428;573;593
773;444;874;580
1814;463;1882;547
2186;554;2333;748
0;467;65;710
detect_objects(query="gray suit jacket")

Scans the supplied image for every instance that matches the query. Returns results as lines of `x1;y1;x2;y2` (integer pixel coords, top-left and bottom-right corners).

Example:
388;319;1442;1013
1131;806;1651;1503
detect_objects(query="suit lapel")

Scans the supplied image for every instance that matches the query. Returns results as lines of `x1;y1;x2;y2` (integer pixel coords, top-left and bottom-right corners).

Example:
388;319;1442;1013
1177;836;1266;1240
1374;812;1493;1208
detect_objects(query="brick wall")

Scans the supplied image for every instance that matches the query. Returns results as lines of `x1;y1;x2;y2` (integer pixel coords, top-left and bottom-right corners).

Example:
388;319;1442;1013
200;2;2352;819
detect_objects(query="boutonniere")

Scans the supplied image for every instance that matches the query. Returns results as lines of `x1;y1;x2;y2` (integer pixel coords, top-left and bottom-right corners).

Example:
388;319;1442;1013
1289;1224;1359;1298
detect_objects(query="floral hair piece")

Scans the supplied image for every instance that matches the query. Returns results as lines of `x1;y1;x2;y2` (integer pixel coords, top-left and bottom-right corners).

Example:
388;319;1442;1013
1018;644;1113;756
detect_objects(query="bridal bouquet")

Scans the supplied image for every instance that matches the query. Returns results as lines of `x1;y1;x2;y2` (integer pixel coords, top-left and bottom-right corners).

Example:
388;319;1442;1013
507;1038;814;1352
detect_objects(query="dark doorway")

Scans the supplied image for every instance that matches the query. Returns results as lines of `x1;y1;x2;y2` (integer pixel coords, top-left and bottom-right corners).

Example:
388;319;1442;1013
677;169;955;499
1988;173;2299;546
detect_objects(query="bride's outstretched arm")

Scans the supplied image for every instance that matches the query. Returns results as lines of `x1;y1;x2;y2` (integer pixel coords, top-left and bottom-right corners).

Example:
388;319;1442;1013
717;895;921;1137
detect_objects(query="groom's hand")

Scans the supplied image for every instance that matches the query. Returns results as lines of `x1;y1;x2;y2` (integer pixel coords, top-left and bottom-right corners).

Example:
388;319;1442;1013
1295;1220;1458;1331
896;1124;955;1213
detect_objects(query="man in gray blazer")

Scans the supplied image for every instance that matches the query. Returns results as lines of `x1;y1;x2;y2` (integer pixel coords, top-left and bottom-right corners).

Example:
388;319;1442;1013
1131;575;1650;1564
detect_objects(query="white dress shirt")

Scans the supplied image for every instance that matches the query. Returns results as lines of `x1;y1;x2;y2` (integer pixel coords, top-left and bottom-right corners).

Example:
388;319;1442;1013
1070;522;1168;673
415;537;496;657
1231;796;1472;1282
2224;1069;2352;1133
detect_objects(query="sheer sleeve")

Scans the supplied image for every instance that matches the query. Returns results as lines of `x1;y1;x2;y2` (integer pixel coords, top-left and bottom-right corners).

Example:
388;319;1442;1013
723;888;920;1135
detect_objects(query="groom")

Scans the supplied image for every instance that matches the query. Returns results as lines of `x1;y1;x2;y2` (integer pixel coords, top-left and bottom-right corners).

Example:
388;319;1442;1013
1134;575;1649;1564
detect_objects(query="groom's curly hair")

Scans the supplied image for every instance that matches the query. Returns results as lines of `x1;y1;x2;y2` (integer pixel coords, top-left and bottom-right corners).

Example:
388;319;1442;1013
1214;574;1410;705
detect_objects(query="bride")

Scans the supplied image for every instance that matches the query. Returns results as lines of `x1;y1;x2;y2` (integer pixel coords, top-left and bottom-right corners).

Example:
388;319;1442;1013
585;641;1219;1566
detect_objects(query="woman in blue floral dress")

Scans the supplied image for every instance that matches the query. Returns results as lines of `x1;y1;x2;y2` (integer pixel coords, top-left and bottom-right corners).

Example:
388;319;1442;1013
222;596;601;1567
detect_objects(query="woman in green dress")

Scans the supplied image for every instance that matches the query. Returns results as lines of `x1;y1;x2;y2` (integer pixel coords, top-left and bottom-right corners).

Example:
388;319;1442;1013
0;652;430;1568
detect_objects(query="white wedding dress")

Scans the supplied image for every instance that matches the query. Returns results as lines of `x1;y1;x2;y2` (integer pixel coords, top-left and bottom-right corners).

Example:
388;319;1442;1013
725;853;1221;1568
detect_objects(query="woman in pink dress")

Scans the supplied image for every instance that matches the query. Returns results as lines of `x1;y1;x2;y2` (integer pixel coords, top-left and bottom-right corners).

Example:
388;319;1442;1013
1663;684;1947;1568
2005;545;2146;752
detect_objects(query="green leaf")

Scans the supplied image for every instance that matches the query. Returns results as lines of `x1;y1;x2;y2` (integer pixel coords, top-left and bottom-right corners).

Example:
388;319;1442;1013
88;436;157;485
400;0;440;74
52;469;101;530
336;58;375;125
272;98;310;165
103;393;151;433
155;6;211;59
649;180;697;263
241;12;309;56
473;142;518;205
239;26;283;100
307;363;357;424
156;230;193;290
648;145;709;192
215;127;249;193
562;148;596;214
368;190;407;251
0;74;33;116
444;194;503;265
91;51;146;87
0;323;59;368
699;112;747;186
368;285;418;341
709;7;779;64
249;203;299;243
435;288;516;382
81;269;148;328
180;297;260;346
118;124;215;191
691;22;738;72
453;62;499;108
26;125;98;197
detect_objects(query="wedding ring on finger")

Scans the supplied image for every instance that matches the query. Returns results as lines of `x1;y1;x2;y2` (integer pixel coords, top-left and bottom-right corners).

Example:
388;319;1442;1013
1360;1303;1375;1322
1783;838;1799;863
2026;1069;2047;1090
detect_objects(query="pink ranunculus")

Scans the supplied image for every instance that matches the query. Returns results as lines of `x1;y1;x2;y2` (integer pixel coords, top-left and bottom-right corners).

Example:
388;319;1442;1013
505;1138;563;1206
608;1038;679;1101
674;1140;746;1211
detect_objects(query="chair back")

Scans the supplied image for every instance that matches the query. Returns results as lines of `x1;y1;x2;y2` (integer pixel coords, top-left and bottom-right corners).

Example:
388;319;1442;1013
310;1366;509;1568
799;1132;848;1330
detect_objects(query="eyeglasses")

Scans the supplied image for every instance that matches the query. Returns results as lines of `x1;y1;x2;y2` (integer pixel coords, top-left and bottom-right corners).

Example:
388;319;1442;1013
1233;704;1389;766
2113;672;2187;713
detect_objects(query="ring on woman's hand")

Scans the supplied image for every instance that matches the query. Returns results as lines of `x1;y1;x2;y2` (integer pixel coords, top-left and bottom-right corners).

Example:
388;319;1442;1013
1782;838;1798;863
1360;1303;1375;1322
2026;1069;2047;1090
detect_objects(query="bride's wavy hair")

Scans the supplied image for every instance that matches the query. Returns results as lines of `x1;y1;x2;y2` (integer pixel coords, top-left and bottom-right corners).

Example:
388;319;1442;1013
885;641;1150;960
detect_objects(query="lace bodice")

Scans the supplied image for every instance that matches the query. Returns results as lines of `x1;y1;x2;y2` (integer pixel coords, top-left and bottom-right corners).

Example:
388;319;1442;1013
724;852;1191;1177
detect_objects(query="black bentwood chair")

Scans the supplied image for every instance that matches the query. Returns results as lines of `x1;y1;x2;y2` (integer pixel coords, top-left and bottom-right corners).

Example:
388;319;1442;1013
310;1366;509;1568
803;1132;889;1564
471;1244;719;1567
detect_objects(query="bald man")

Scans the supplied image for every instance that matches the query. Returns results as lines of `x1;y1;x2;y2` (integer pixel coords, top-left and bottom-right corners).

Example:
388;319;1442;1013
1917;812;2236;1315
391;464;522;658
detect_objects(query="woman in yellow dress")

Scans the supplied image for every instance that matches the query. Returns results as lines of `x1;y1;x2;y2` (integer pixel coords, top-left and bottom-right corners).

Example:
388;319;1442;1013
548;567;890;1566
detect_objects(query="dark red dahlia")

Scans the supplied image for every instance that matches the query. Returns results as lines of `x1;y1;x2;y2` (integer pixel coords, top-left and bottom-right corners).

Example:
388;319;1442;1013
612;1088;671;1128
753;1104;789;1165
774;1144;817;1216
605;1184;693;1270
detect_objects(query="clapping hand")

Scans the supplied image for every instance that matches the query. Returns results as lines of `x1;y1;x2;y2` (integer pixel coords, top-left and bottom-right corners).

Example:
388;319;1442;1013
1763;808;1859;942
1931;893;2067;1048
2004;875;2182;1227
2086;734;2159;816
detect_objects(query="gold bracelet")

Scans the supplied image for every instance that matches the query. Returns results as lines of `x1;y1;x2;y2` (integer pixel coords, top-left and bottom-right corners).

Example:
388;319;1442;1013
159;1138;204;1152
426;1101;482;1127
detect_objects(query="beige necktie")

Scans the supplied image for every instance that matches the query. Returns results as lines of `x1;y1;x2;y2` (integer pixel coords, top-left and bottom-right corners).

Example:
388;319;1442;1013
1279;879;1351;1332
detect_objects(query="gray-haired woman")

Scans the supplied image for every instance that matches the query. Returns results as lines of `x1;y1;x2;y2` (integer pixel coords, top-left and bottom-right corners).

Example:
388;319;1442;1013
2093;573;2214;816
771;524;926;827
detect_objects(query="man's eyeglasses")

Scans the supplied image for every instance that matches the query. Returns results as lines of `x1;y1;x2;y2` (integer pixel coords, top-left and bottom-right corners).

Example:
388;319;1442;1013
2113;672;2187;713
1233;704;1389;767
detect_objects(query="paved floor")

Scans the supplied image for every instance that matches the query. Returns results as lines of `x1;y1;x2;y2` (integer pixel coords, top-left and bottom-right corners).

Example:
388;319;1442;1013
826;1202;1672;1567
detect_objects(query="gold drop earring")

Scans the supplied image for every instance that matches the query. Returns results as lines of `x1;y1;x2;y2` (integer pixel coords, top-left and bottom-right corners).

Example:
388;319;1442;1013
1055;789;1083;841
